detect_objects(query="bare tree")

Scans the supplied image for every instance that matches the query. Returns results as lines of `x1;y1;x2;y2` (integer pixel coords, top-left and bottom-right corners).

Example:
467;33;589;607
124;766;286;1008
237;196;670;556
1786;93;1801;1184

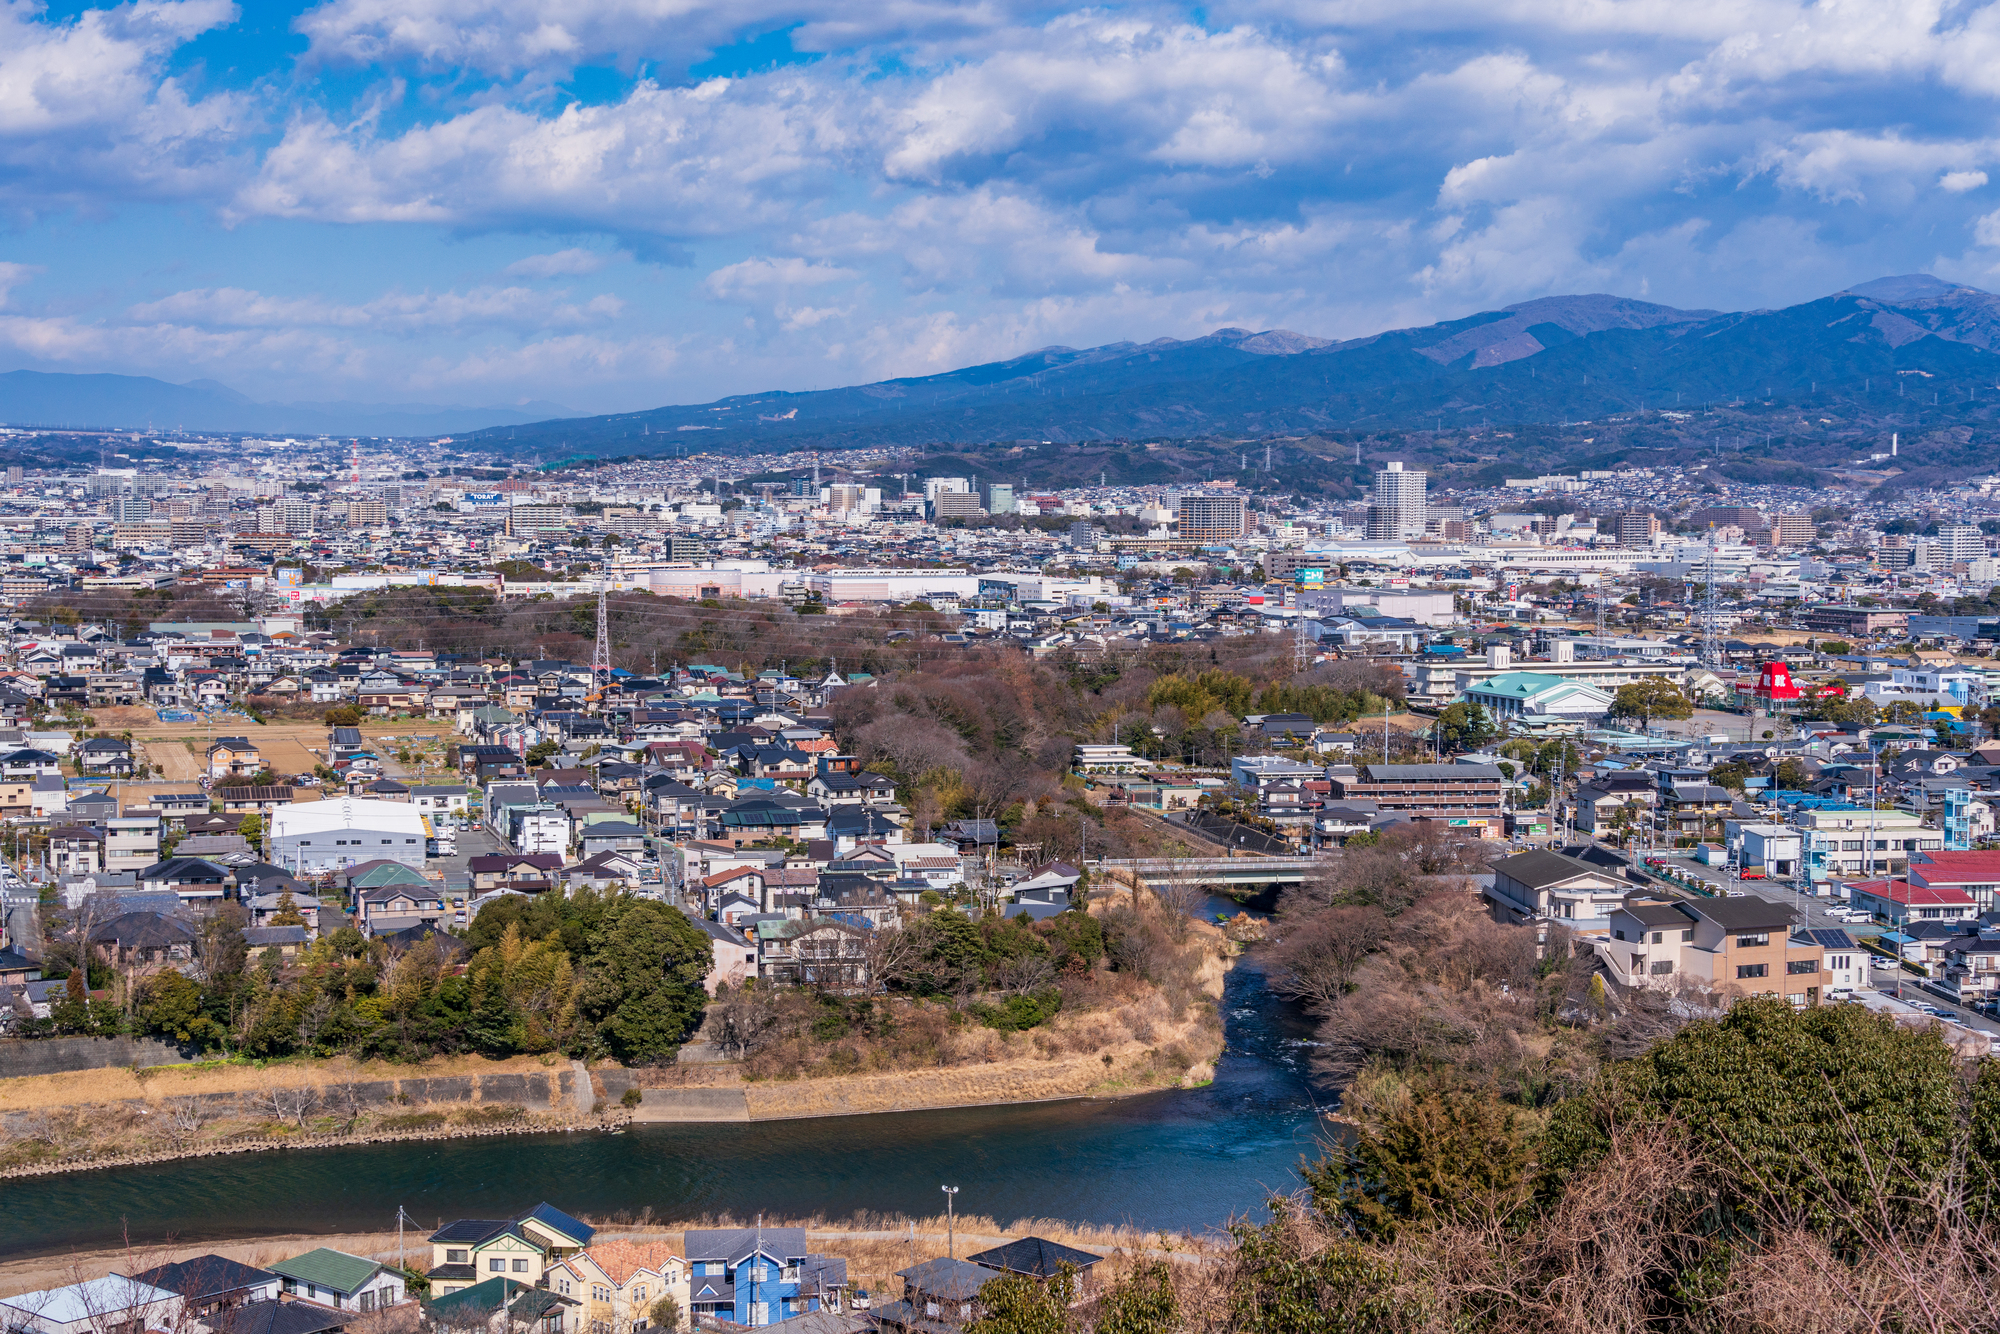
1267;906;1389;1013
161;1096;208;1147
255;1084;321;1131
1151;841;1208;940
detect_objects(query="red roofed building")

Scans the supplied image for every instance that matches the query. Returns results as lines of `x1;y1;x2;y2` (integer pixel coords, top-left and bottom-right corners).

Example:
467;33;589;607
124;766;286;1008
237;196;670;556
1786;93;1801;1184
1907;850;2000;912
1845;877;1979;928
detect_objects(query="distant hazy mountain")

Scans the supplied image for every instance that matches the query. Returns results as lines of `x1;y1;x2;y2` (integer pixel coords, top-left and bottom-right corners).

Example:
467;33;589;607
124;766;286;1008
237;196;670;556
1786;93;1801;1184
470;275;2000;456
0;370;574;438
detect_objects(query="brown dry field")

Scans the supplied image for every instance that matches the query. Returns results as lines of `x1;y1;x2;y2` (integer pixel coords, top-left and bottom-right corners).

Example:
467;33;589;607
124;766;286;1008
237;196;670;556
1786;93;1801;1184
0;1215;1194;1302
0;1054;572;1113
86;709;451;789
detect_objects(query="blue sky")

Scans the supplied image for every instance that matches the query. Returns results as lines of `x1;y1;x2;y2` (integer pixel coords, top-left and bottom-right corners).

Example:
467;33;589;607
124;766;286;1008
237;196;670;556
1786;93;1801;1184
3;0;2000;413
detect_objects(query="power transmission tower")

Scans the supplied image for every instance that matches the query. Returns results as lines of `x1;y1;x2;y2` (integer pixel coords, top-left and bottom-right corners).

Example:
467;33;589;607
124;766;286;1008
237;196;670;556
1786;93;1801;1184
1293;611;1310;675
590;580;612;709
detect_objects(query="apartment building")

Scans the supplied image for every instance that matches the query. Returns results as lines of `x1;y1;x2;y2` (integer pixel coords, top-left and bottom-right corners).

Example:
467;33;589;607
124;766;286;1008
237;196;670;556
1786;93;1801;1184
1797;807;1941;878
1178;493;1247;543
1330;762;1505;836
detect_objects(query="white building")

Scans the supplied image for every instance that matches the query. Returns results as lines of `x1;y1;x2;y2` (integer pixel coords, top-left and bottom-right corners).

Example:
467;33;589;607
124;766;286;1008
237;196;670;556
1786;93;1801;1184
0;1277;183;1334
270;797;430;873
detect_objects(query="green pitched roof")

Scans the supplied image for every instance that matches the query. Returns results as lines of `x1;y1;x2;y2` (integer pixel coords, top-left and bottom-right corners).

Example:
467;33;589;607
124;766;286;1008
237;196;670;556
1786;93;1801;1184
1469;671;1610;702
351;862;431;888
271;1248;381;1295
424;1277;527;1317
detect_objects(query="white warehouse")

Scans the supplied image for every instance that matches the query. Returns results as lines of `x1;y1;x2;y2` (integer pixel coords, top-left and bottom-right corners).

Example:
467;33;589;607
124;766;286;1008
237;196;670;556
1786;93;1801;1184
271;797;431;873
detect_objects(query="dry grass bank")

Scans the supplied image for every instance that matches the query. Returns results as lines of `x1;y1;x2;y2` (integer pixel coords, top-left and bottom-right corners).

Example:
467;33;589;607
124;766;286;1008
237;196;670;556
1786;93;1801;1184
0;1053;568;1113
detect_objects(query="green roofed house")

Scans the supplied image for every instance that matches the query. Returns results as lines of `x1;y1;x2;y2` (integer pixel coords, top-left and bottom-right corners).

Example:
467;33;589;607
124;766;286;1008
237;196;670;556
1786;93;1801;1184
267;1249;405;1313
421;1277;576;1334
1461;672;1613;727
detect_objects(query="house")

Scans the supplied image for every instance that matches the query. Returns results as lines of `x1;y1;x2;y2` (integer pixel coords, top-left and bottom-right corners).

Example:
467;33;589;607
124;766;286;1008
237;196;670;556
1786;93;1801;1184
243;924;312;959
752;917;872;990
219;786;296;815
871;1259;1003;1334
1660;783;1736;839
1802;928;1867;993
87;910;198;969
268;1250;405;1314
46;825;104;875
421;1278;576;1334
427;1204;596;1298
131;1256;281;1320
1843;877;1980;928
1569;773;1658;837
0;748;62;779
76;736;135;776
0;1277;184;1334
964;1237;1104;1283
410;785;472;817
1484;848;1632;930
683;913;757;994
545;1240;684;1334
206;1302;353;1334
470;854;564;894
206;737;262;780
683;1227;848;1328
135;856;234;904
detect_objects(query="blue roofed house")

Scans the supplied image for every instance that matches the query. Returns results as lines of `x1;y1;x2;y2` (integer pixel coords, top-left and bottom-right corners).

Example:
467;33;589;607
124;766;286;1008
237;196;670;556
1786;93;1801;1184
683;1227;849;1327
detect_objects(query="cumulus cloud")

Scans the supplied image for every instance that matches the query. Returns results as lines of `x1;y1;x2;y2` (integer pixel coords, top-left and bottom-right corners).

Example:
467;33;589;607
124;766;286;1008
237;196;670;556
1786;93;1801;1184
10;0;2000;404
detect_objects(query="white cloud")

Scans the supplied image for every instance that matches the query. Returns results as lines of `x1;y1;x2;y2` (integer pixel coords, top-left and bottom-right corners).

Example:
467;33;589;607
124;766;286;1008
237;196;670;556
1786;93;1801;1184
126;283;623;331
703;256;857;298
1943;169;1990;193
504;247;616;276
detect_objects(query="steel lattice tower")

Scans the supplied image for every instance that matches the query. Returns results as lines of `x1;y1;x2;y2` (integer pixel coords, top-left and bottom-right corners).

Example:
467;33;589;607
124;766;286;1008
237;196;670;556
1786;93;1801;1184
590;581;612;706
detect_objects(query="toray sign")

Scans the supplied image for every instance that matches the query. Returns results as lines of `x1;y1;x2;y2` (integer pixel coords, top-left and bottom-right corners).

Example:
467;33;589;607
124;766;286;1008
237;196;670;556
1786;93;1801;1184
1755;662;1802;701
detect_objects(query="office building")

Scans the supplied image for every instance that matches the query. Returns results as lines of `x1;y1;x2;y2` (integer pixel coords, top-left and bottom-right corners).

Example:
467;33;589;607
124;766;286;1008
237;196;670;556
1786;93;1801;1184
114;496;152;523
979;481;1016;516
933;491;983;520
1177;493;1247;543
924;477;971;501
347;499;388;528
827;484;863;513
1366;462;1426;539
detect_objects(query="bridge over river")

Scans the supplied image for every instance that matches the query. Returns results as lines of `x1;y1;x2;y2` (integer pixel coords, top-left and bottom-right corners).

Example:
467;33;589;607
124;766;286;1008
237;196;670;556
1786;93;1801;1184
1095;856;1316;887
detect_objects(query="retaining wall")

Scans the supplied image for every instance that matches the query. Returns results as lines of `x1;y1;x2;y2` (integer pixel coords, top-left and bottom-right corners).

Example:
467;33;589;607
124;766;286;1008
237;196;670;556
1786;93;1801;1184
0;1036;194;1076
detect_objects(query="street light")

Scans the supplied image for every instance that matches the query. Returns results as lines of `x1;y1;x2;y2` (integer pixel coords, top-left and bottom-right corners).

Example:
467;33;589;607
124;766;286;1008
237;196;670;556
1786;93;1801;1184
941;1185;959;1261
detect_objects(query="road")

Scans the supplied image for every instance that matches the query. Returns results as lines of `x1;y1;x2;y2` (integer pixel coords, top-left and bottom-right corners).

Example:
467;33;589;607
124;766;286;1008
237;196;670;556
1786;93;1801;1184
429;822;504;924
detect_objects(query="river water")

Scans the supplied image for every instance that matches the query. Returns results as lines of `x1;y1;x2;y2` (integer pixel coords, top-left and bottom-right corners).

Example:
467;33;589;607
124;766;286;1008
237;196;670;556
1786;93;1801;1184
0;907;1328;1259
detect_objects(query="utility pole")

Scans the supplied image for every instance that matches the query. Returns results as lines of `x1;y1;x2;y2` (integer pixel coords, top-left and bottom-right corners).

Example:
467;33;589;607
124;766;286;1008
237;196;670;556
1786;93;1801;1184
941;1185;959;1260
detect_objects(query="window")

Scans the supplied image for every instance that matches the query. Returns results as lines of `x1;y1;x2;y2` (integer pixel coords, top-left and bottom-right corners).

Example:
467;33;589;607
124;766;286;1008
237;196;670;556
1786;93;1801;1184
360;1293;376;1313
558;1282;571;1296
446;1250;468;1264
513;1260;530;1274
1830;955;1849;970
1737;963;1768;979
634;1287;646;1302
491;1260;508;1273
1681;929;1694;942
1649;960;1674;975
1787;960;1818;975
1651;931;1664;945
1734;932;1769;948
1613;929;1626;941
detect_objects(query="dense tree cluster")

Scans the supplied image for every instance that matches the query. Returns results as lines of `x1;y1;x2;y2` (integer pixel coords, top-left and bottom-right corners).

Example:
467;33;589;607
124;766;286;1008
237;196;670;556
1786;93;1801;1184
124;891;711;1064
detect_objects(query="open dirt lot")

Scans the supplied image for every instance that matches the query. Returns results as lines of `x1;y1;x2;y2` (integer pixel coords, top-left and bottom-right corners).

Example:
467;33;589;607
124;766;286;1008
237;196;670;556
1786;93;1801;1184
89;711;452;788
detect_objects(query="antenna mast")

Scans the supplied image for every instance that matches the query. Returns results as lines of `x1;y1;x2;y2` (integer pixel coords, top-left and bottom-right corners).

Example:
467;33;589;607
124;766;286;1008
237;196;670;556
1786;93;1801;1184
1701;528;1720;670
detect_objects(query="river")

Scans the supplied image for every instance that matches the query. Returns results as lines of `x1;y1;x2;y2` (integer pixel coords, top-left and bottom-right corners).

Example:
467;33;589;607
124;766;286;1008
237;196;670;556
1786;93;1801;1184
0;906;1329;1259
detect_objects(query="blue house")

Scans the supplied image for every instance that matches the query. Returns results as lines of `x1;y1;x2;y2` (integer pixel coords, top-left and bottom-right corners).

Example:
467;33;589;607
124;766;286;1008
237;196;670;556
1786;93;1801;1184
683;1227;848;1327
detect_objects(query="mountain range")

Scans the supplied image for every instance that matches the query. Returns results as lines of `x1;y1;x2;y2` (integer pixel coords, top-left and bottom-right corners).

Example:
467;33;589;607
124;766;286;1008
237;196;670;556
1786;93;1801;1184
0;371;574;438
9;274;2000;454
469;273;2000;459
